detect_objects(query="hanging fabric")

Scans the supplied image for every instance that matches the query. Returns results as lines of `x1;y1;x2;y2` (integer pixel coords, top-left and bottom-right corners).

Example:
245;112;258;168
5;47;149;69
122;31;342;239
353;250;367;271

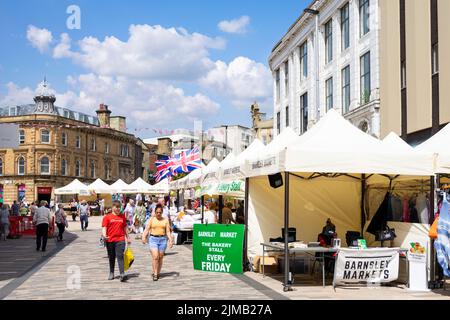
415;192;429;224
367;192;392;236
435;192;450;277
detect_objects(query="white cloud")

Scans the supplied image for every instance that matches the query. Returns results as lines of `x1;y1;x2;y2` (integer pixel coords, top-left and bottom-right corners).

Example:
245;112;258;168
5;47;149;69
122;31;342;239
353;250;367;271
26;25;53;53
199;56;272;108
218;16;250;34
0;82;35;106
51;24;225;81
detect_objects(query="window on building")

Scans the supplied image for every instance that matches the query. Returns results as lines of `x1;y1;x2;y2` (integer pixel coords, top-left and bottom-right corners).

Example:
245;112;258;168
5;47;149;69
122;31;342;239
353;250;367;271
342;65;351;113
75;160;81;177
299;41;308;80
0;158;3;176
18;157;25;175
432;43;439;75
360;52;371;104
275;69;281;102
359;0;370;36
90;161;96;178
300;93;308;133
276;112;281;134
90;137;96;151
105;142;109;154
401;60;407;89
341;3;350;50
61;132;67;146
41;130;50;143
285;106;289;127
76;135;81;148
40;156;50;175
61;159;67;176
105;164;111;180
325;19;333;63
326;78;334;111
120;145;129;157
284;61;289;97
19;130;25;144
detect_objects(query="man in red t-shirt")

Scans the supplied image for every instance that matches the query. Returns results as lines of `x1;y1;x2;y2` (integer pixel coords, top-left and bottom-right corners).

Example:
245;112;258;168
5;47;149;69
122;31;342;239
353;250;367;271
102;201;131;282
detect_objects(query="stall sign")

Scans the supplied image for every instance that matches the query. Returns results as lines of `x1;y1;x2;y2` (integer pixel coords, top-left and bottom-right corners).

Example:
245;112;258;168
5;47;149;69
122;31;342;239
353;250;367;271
37;187;52;195
407;242;426;263
217;180;243;194
333;248;399;286
193;224;244;274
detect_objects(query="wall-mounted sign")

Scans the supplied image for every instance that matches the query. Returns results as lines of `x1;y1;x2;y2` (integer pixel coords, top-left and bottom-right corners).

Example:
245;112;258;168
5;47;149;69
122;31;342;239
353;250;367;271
37;187;52;195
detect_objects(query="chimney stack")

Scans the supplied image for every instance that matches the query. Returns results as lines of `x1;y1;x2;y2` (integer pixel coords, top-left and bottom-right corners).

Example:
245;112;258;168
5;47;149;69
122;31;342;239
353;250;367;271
96;103;111;128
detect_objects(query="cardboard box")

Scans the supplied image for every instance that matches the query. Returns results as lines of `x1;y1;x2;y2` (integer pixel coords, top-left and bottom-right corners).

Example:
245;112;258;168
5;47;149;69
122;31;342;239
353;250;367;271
252;255;279;274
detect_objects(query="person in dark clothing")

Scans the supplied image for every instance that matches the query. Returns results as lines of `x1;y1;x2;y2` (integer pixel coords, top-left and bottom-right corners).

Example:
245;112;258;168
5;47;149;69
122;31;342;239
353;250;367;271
235;201;245;224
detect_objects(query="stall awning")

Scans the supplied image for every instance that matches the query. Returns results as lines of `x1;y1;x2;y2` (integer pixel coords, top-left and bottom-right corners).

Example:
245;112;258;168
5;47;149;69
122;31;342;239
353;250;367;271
55;179;91;195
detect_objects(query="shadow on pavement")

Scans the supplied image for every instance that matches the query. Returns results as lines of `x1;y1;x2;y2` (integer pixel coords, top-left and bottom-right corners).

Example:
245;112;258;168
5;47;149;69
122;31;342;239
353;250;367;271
159;272;180;278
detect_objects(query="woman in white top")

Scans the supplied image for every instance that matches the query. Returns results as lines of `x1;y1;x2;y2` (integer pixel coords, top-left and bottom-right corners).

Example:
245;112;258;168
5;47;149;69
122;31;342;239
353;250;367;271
203;202;218;224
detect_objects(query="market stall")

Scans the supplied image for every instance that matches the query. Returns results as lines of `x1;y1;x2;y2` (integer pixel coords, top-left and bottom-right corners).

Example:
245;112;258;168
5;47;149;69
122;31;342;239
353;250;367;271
244;109;435;291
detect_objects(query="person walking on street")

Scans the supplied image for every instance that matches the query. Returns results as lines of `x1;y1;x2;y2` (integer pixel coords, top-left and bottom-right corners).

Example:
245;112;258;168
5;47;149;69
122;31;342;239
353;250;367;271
78;200;90;231
134;201;146;239
11;201;19;216
102;200;131;282
55;204;68;241
33;201;52;251
70;199;78;221
124;199;136;233
0;204;10;241
142;204;173;281
30;202;38;217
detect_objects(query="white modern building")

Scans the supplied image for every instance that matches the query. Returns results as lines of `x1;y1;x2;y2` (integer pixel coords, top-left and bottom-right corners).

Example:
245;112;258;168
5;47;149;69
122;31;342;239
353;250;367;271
269;0;380;138
207;125;254;155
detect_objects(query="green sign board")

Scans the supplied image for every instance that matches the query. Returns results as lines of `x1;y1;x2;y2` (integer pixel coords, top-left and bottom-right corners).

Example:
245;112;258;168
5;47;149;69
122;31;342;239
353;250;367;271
217;180;243;194
193;224;245;274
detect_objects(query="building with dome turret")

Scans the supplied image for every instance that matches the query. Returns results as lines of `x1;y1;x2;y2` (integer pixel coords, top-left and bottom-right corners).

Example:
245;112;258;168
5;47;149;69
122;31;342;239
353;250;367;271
0;80;142;205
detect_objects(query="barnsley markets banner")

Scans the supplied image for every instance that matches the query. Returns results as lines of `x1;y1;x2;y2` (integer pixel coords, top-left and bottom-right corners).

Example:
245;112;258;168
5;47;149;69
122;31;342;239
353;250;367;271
333;248;399;286
193;224;245;274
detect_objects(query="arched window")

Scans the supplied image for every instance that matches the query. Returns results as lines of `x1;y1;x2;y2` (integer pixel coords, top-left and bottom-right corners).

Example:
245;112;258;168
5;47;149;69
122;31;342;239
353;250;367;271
40;156;50;175
0;158;3;176
61;159;67;176
18;157;25;175
61;132;67;146
75;160;82;177
19;130;25;144
90;160;96;178
41;130;50;143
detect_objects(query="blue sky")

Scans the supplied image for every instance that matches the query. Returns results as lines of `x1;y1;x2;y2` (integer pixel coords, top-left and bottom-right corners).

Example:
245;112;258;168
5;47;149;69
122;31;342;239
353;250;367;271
0;0;309;136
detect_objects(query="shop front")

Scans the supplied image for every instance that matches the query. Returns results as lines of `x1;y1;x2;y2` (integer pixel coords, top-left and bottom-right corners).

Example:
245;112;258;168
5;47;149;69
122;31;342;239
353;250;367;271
37;186;52;204
17;184;26;202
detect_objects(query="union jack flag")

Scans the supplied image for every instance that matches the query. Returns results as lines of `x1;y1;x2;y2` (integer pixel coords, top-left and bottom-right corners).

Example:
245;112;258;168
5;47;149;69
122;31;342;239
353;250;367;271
154;156;173;182
170;146;202;175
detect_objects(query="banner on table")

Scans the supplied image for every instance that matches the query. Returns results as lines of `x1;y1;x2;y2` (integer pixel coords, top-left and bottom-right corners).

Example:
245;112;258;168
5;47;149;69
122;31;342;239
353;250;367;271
193;224;245;274
333;248;399;286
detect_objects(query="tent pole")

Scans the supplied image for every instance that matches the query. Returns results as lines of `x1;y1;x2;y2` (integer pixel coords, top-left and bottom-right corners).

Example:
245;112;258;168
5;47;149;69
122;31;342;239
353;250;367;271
244;177;249;271
430;174;439;284
283;171;292;292
218;195;224;224
201;195;205;223
176;190;180;210
361;174;366;236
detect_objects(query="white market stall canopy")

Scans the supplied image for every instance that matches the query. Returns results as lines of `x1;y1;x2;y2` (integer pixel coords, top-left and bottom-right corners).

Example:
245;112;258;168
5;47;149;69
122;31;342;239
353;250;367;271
120;177;154;194
87;178;112;194
220;138;265;181
109;179;131;194
169;162;205;190
382;132;414;151
200;158;221;185
151;178;170;194
416;122;450;173
55;179;91;195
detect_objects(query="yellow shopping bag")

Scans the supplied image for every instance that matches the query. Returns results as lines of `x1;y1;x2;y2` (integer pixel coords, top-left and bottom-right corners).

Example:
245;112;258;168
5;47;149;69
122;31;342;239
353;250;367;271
124;247;135;272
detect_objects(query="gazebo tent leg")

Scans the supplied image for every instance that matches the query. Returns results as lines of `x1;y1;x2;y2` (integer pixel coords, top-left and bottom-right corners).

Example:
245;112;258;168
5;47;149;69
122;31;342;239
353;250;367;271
283;172;292;292
244;177;249;271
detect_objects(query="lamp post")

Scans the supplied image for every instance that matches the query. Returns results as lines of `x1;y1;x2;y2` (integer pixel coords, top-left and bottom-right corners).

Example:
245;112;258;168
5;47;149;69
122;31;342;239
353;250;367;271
304;8;320;124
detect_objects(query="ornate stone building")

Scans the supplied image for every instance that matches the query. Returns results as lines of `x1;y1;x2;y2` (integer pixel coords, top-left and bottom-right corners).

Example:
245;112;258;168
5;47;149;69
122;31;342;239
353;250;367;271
251;102;273;145
0;81;138;204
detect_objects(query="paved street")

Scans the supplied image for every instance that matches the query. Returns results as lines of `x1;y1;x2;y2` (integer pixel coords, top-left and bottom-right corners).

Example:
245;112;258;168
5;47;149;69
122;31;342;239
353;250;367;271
0;216;449;300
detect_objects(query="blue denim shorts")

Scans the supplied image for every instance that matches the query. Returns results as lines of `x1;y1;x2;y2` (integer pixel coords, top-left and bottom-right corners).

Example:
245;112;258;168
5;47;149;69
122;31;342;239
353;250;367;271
148;236;167;252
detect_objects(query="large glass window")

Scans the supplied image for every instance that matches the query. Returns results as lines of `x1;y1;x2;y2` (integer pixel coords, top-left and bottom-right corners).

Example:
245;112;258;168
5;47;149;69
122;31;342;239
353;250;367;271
41;130;50;143
360;52;371;104
19;130;25;144
326;77;334;111
275;69;281;102
342;65;351;113
341;3;350;50
284;61;289;97
299;41;308;80
359;0;370;36
18;157;25;175
325;19;333;63
61;159;67;176
276;112;281;134
300;93;308;133
40;156;50;175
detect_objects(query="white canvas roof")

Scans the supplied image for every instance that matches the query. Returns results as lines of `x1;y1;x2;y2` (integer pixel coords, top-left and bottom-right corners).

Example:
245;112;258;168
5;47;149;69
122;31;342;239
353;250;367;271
120;177;154;194
169;162;206;190
151;178;169;194
109;179;131;194
87;178;112;194
283;109;434;176
220;139;265;181
416;123;450;173
382;132;413;151
200;158;221;184
55;179;91;195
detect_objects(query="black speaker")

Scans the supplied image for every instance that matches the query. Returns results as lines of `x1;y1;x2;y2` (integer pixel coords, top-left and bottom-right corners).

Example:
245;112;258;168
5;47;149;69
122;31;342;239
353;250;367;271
268;173;283;188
